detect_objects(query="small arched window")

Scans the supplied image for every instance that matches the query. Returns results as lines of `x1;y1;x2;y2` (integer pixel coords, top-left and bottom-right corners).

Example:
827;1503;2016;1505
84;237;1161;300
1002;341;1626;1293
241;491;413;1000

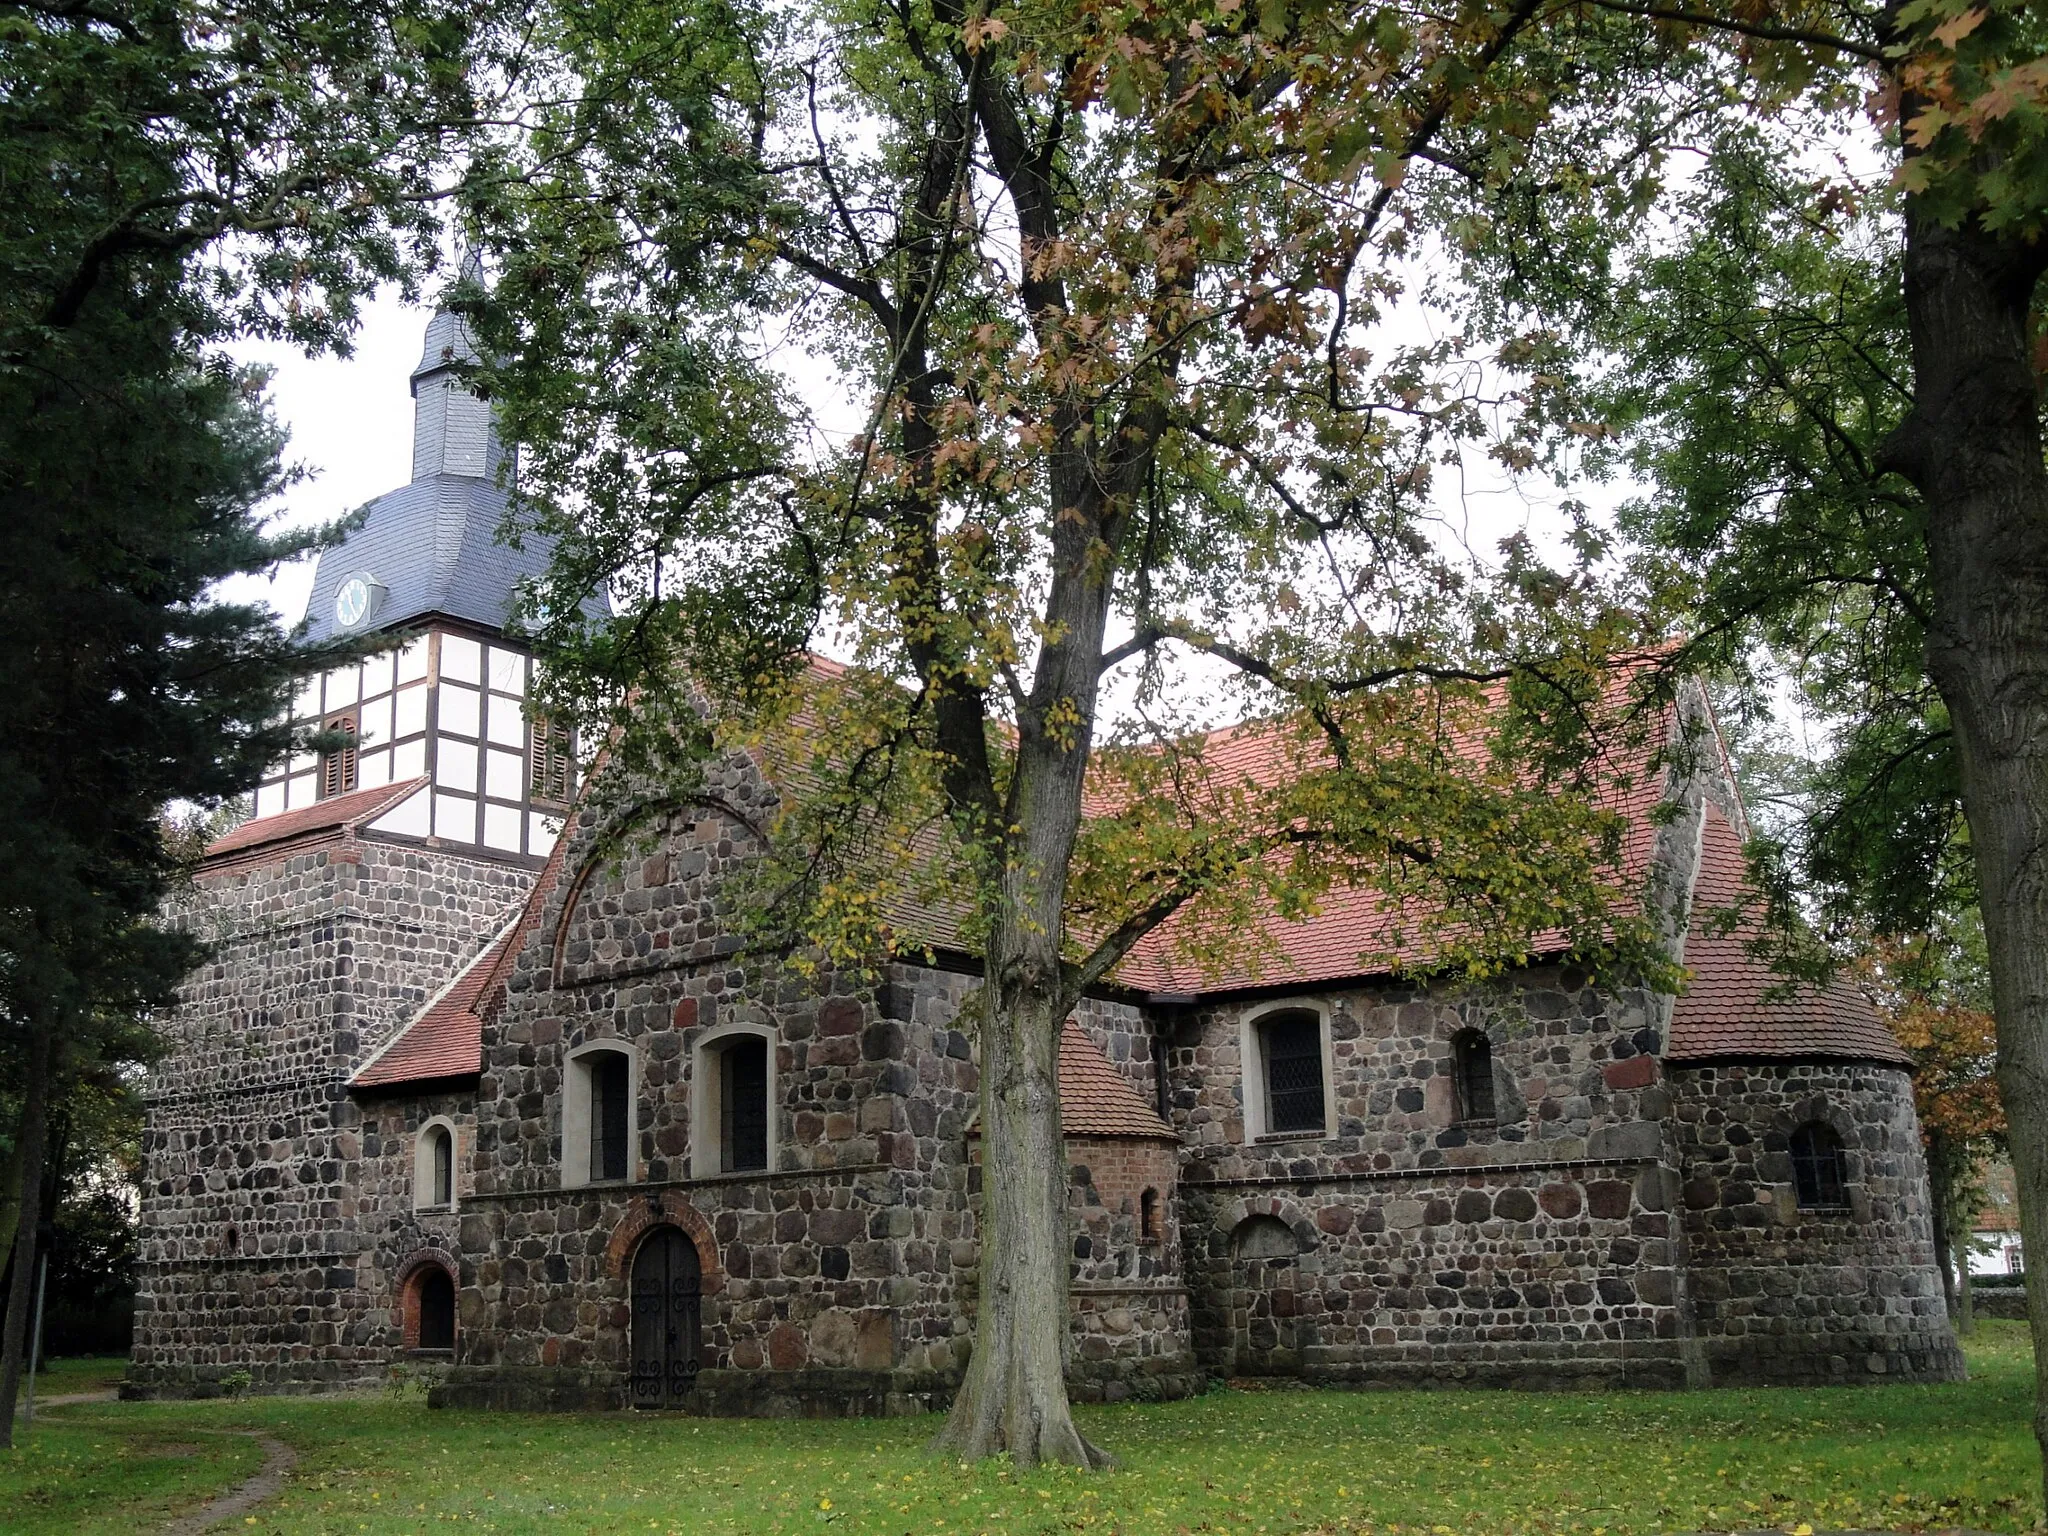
1140;1187;1161;1243
415;1121;457;1210
431;1127;453;1206
1789;1121;1849;1209
1452;1029;1496;1124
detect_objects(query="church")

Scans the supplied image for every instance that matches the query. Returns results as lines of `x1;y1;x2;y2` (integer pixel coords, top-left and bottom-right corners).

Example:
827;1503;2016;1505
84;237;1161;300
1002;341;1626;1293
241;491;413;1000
125;288;1965;1411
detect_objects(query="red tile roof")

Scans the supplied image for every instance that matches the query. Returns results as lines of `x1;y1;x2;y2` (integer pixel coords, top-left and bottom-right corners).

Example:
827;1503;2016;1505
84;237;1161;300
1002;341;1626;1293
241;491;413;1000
1106;687;1674;993
206;778;427;858
1056;1019;1174;1138
350;919;519;1087
1666;806;1908;1065
350;799;578;1090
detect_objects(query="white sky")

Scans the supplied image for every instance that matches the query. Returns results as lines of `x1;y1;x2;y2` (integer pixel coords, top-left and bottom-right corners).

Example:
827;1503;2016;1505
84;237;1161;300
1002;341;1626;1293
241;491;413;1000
232;280;1604;663
226;287;426;628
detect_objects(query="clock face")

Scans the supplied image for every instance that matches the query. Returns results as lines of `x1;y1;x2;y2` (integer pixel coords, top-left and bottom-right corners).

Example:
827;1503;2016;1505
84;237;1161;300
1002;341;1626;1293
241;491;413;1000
335;574;378;629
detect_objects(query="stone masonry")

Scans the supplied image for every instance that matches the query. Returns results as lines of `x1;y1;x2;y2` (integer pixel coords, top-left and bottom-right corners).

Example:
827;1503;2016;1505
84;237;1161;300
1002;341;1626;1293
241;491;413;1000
133;686;1962;1410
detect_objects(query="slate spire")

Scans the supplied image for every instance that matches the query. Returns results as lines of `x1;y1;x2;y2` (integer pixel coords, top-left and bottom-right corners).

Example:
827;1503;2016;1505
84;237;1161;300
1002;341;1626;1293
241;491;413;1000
408;248;505;482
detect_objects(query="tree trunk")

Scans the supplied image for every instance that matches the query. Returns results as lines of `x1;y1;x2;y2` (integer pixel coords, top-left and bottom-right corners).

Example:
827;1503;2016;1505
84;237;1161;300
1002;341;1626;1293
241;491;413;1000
1929;1138;1961;1321
0;1020;54;1449
931;432;1128;1465
1885;201;2048;1506
932;973;1108;1467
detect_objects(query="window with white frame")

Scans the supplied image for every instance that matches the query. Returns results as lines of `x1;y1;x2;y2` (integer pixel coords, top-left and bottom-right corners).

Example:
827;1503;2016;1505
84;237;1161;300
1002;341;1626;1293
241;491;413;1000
414;1120;457;1210
692;1027;775;1175
1240;1005;1332;1140
564;1044;636;1186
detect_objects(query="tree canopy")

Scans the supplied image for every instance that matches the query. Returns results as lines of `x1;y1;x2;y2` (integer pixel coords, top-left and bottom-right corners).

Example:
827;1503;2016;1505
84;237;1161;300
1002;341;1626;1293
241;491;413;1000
456;0;1736;1462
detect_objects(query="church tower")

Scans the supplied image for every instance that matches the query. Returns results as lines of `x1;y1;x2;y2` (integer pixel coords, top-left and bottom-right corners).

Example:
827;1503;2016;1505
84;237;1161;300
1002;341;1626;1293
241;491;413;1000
248;258;593;859
129;272;600;1396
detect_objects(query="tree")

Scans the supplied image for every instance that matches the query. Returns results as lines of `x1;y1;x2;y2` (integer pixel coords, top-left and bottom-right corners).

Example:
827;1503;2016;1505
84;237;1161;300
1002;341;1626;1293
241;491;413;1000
465;0;1707;1463
0;0;526;1444
1532;0;2048;1497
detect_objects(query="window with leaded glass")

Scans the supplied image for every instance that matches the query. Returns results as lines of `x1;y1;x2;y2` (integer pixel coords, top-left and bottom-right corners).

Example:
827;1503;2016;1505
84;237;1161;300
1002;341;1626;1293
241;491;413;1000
591;1051;630;1182
1789;1120;1849;1209
721;1035;769;1173
1259;1012;1325;1135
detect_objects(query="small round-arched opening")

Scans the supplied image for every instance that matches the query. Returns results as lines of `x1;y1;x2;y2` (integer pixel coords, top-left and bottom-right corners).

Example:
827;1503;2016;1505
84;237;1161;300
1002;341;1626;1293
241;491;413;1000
1231;1214;1302;1261
1452;1028;1496;1124
1140;1187;1162;1243
402;1260;457;1354
414;1119;459;1210
417;1268;455;1351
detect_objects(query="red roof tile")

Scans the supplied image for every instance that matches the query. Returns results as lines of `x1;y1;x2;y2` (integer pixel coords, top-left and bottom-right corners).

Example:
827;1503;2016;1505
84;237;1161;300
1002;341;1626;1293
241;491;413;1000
1057;1019;1174;1138
1109;684;1675;993
351;919;519;1087
1666;807;1907;1065
350;799;578;1090
206;778;428;858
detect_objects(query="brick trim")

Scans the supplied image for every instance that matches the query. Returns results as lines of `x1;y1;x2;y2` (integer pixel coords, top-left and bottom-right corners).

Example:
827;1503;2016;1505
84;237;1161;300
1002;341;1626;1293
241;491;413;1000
394;1250;458;1350
603;1193;725;1295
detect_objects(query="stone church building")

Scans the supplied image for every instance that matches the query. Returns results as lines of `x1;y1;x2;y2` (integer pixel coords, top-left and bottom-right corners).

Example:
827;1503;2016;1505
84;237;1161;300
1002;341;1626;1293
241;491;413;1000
127;293;1964;1411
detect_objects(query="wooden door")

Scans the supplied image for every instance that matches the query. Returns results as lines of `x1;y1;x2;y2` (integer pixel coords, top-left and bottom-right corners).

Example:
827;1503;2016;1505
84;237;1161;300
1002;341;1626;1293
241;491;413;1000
630;1227;701;1408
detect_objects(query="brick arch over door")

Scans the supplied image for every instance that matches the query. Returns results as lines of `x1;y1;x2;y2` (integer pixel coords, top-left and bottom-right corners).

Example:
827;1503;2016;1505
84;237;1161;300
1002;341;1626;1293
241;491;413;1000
393;1250;459;1351
604;1193;725;1295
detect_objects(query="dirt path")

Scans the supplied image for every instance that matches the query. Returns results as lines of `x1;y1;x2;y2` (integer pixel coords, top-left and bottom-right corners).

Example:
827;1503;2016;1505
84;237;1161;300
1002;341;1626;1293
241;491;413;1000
157;1430;298;1534
13;1387;119;1412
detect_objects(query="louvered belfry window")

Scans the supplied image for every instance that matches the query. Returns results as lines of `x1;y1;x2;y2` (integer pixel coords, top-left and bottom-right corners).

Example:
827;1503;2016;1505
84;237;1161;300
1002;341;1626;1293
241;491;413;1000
1261;1012;1325;1135
319;712;359;798
529;715;572;804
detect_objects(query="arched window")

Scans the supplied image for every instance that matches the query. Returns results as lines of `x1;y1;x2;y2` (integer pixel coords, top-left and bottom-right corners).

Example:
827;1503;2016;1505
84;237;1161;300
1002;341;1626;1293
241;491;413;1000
1257;1011;1326;1136
414;1120;458;1210
692;1027;776;1176
564;1044;635;1187
1789;1121;1849;1209
1140;1187;1161;1243
1452;1029;1497;1124
432;1129;453;1207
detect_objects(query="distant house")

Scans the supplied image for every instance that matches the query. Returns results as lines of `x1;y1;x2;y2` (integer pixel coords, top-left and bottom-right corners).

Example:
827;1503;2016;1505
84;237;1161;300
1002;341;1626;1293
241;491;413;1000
1972;1162;2023;1278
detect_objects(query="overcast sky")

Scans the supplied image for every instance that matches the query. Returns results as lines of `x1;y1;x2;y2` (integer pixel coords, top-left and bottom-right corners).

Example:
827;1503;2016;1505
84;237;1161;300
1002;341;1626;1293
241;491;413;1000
227;286;427;629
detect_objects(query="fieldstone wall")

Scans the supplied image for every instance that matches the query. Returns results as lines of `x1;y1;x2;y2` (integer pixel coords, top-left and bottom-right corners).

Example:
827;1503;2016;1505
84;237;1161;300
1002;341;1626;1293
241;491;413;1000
132;697;1963;1410
1170;965;1700;1387
1667;1060;1964;1384
440;755;1197;1412
129;835;531;1395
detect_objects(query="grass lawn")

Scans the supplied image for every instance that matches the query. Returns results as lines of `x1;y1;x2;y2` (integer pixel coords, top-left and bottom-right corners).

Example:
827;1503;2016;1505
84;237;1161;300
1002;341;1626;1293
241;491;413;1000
3;1325;2039;1535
